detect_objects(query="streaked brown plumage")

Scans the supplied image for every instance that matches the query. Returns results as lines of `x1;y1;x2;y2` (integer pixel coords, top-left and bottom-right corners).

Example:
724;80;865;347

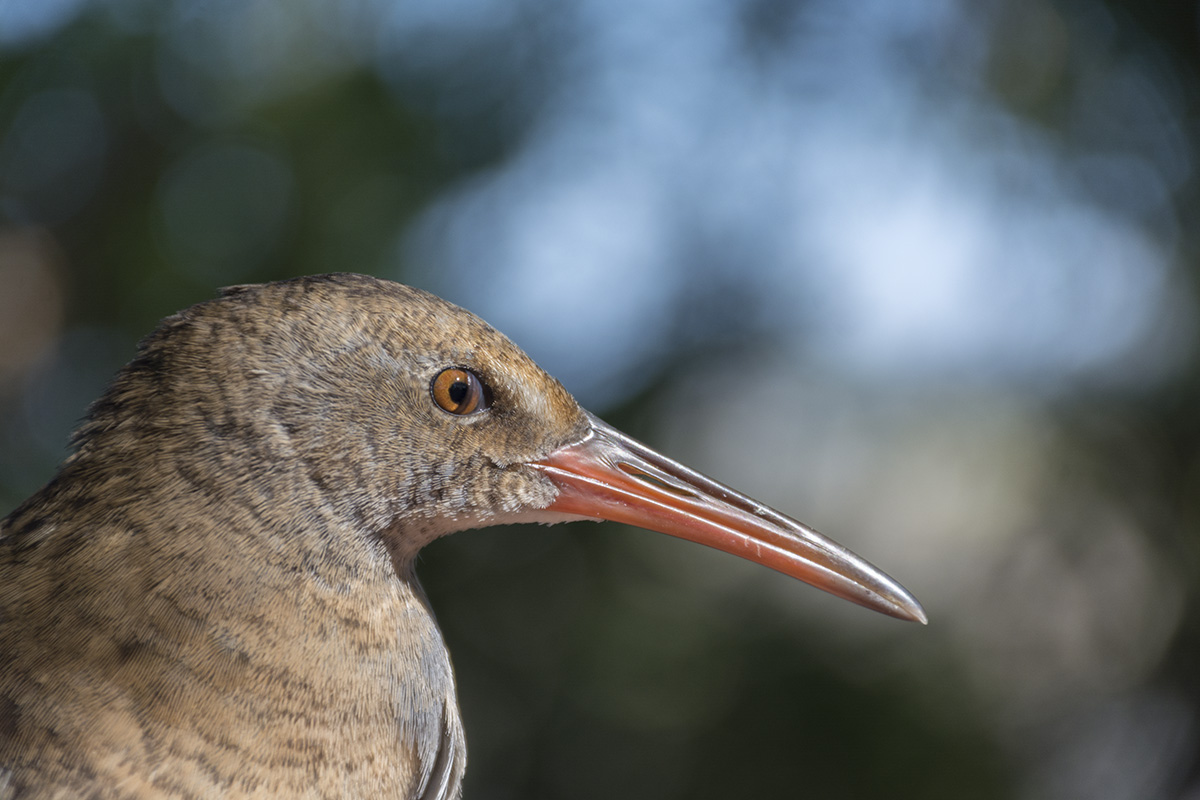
0;274;923;799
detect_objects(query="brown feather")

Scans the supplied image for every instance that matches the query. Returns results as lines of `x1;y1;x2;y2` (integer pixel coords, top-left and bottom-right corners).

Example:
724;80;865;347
1;274;588;799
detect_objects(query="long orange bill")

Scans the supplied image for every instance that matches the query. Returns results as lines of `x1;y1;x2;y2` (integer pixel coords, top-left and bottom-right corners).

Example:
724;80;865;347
530;412;927;624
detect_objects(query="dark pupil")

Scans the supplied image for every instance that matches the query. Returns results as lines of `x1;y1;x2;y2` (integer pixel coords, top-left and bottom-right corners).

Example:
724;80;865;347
448;380;470;405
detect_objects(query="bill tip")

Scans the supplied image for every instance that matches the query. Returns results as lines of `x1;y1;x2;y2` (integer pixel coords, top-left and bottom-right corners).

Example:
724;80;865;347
898;598;929;625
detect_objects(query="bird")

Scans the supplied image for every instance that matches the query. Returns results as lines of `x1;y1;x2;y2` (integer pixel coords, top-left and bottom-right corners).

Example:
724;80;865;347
0;273;924;799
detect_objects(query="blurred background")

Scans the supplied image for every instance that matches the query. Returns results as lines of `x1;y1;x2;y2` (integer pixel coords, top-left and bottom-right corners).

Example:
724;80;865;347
1;0;1197;797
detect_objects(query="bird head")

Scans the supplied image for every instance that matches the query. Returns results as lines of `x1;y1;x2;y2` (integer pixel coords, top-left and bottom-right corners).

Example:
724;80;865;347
73;273;923;622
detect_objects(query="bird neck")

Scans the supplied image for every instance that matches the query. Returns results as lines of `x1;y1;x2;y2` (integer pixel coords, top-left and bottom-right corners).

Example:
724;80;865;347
3;465;463;796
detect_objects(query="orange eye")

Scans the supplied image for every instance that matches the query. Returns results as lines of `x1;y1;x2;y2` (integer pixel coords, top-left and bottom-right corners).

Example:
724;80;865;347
431;368;491;415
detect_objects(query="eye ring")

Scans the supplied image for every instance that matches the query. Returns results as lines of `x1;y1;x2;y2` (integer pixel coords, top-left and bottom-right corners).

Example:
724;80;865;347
431;368;492;415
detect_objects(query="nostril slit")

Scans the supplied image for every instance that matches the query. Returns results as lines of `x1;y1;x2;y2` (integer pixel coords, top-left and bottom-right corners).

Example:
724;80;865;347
617;463;699;499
